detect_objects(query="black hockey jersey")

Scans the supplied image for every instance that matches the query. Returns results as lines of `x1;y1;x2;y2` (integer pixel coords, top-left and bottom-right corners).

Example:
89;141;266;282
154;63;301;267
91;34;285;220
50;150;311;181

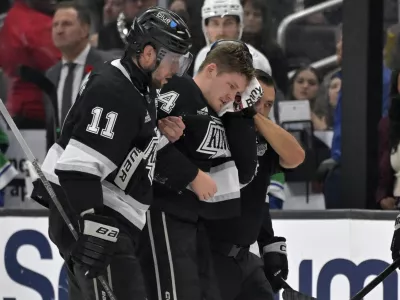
32;58;159;251
152;74;258;221
205;136;280;246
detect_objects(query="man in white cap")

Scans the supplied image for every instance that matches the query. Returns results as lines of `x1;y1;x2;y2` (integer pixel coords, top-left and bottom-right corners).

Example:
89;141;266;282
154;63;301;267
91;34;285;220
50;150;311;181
193;0;272;76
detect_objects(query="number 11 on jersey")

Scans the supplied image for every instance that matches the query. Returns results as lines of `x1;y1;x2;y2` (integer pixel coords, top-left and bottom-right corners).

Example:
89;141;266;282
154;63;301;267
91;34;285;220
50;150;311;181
86;106;118;139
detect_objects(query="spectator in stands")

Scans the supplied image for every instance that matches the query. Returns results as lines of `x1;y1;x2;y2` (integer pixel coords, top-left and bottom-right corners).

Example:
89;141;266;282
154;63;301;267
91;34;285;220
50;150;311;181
97;0;157;53
0;0;60;129
288;66;328;130
89;0;124;47
103;0;124;25
48;1;113;127
377;69;400;210
318;28;391;208
241;0;289;94
288;66;321;102
169;0;190;25
328;75;341;108
311;73;341;130
169;0;187;12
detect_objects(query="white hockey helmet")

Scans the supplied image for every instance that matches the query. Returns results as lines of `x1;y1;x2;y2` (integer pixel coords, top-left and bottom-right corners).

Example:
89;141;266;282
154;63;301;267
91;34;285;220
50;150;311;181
201;0;244;45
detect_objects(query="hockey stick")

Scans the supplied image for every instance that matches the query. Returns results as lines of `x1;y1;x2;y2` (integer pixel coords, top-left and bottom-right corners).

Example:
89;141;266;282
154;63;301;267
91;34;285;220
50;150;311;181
18;65;60;149
350;257;400;300
0;99;117;300
18;65;60;128
281;279;317;300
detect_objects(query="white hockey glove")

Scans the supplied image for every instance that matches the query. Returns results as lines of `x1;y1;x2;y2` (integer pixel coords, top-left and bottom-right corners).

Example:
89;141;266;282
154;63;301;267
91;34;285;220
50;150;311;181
218;77;264;117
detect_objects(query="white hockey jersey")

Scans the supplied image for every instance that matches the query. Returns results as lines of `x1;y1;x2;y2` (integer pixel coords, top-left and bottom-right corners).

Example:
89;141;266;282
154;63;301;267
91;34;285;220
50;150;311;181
193;43;272;76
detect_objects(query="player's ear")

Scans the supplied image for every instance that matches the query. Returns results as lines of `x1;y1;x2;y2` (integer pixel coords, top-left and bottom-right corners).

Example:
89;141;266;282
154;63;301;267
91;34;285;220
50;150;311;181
205;63;217;78
81;23;90;39
142;45;157;67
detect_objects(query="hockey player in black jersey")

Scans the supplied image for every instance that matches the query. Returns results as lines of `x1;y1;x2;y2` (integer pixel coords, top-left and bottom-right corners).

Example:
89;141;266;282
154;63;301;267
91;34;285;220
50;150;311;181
205;70;305;300
138;41;261;300
30;7;192;300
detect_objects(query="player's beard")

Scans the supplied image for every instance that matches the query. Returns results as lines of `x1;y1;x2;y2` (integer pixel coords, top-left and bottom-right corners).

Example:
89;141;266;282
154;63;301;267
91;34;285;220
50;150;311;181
151;77;163;89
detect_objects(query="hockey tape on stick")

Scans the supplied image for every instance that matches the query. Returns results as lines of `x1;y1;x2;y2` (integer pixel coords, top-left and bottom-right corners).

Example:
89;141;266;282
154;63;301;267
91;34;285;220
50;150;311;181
0;99;118;300
350;257;400;300
281;279;317;300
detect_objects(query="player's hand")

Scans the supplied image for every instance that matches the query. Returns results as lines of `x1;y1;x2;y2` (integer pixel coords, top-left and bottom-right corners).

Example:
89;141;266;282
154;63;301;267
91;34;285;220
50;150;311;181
262;236;288;293
190;170;217;201
70;212;119;279
316;158;338;182
391;214;400;263
381;197;397;210
158;116;185;143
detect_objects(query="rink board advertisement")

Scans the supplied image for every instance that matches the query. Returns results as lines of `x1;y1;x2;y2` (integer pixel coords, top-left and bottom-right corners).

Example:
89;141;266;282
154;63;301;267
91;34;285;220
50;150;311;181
0;213;397;300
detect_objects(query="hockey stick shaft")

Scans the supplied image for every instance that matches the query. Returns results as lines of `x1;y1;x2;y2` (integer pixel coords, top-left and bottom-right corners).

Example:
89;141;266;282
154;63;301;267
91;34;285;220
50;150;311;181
350;257;400;300
0;100;117;300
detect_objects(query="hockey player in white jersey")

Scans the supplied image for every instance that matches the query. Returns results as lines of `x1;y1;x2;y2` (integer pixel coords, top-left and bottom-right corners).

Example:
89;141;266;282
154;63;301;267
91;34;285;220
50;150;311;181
193;0;272;76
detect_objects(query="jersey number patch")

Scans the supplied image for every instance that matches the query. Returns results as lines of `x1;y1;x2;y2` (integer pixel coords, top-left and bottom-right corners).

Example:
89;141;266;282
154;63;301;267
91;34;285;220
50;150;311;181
157;91;179;114
86;107;118;139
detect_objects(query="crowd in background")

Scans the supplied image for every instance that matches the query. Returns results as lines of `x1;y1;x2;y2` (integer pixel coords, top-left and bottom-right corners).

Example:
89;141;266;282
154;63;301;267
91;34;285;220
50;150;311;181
0;0;400;210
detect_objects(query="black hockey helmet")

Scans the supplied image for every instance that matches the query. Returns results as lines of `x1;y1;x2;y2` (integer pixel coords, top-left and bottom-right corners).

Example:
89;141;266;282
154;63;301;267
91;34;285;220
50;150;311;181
125;6;193;76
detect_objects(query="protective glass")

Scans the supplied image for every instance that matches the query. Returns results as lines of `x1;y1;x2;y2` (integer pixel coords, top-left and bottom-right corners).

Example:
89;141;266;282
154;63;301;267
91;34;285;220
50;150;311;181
158;48;193;77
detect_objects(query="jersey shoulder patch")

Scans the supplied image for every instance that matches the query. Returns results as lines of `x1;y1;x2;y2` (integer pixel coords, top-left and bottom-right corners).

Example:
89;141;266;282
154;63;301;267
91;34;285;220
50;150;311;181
196;116;231;158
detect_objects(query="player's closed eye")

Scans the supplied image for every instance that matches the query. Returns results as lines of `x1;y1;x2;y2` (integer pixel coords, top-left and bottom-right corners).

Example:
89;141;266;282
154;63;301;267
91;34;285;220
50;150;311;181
265;102;273;108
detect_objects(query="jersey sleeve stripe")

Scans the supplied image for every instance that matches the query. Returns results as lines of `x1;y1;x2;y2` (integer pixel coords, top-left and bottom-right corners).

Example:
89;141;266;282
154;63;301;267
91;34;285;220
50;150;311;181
157;135;170;151
41;144;149;229
55;139;117;179
41;143;64;184
102;180;150;211
102;182;147;230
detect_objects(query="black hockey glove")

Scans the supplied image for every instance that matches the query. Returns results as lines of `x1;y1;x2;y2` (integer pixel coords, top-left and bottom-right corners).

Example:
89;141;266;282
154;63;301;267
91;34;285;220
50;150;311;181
262;236;288;293
70;213;119;279
316;158;338;182
391;214;400;263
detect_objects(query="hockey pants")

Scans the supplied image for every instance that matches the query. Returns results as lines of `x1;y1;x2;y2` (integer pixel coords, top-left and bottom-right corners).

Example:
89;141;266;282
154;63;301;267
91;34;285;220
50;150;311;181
210;239;274;300
138;209;222;300
66;233;147;300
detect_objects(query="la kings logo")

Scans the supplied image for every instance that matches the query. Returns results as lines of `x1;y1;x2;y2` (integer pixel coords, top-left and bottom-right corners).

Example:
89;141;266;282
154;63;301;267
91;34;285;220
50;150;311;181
143;129;160;182
197;116;231;158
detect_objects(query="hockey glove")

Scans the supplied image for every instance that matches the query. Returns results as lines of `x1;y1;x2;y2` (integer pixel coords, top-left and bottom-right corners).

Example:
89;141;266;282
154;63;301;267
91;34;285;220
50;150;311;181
70;212;119;279
391;214;400;263
218;77;263;117
316;158;338;182
263;236;289;293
